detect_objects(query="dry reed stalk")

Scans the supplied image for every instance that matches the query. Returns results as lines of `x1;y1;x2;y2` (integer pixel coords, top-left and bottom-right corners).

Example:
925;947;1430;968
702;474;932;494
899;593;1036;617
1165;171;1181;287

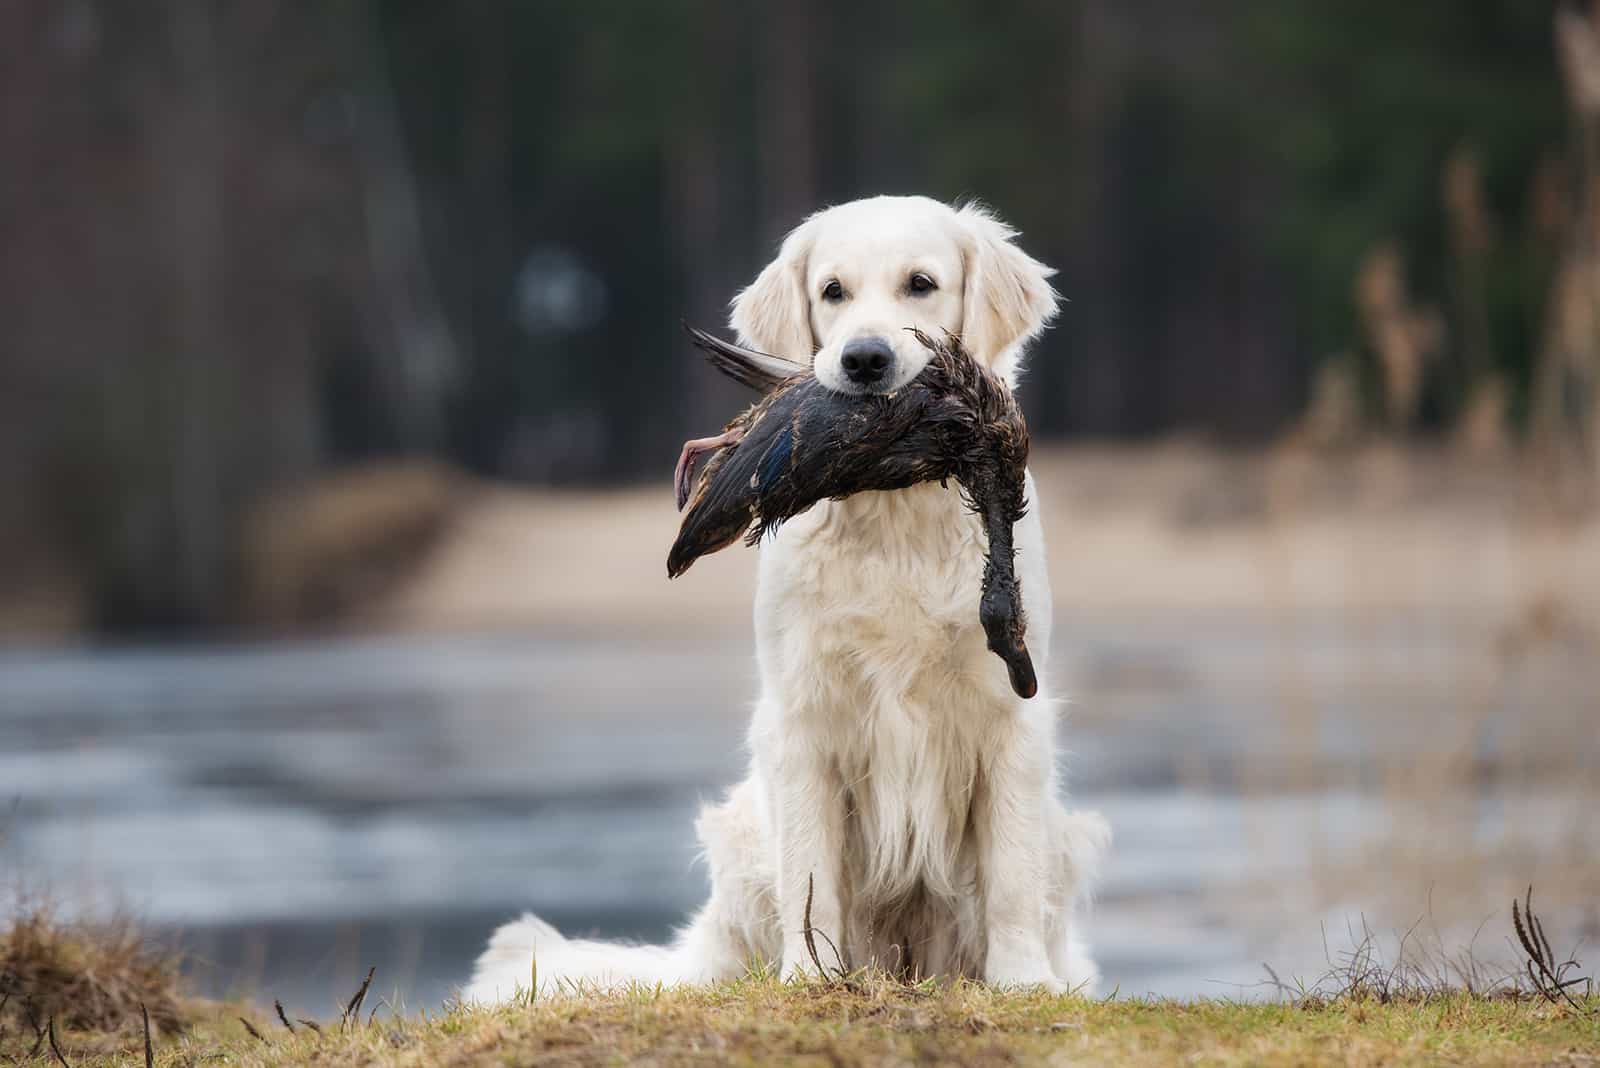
1355;244;1444;432
1512;886;1593;1013
342;966;376;1031
46;1016;71;1067
1442;145;1511;454
801;874;853;987
1532;6;1600;507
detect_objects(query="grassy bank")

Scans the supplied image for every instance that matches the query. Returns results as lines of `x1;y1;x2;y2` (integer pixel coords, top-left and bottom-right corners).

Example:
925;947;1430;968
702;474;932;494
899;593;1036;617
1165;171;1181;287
9;976;1598;1068
5;903;1599;1067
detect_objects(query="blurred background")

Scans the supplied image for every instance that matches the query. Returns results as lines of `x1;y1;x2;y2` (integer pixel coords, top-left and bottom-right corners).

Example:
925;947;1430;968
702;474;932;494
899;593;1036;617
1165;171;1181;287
2;0;1597;1014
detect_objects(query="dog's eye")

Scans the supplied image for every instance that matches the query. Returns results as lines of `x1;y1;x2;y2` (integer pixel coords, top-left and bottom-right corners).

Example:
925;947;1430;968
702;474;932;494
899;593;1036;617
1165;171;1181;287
821;280;845;302
908;273;937;295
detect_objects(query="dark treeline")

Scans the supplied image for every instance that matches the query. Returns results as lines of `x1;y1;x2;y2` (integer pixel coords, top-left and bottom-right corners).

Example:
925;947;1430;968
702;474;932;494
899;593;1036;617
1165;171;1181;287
0;1;1570;629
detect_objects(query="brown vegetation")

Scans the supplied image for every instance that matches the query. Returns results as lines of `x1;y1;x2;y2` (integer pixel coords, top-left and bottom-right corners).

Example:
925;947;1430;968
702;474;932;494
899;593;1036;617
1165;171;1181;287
241;460;464;628
0;906;186;1047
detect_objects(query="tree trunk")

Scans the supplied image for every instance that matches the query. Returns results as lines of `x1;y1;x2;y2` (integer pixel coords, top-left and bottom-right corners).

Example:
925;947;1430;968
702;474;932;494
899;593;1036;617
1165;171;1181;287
164;0;228;624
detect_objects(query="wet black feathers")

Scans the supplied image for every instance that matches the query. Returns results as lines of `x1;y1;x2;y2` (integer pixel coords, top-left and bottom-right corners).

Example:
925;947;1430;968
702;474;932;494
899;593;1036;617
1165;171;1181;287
669;326;1037;698
681;323;806;392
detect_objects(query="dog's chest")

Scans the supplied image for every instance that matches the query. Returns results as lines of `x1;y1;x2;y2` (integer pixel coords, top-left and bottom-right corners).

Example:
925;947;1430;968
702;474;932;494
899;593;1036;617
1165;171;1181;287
755;479;1017;729
755;483;1013;937
777;481;986;631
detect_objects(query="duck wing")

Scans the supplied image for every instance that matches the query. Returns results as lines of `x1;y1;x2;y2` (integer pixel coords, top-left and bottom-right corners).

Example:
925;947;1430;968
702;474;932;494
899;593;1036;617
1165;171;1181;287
744;387;936;540
667;379;817;577
682;323;808;393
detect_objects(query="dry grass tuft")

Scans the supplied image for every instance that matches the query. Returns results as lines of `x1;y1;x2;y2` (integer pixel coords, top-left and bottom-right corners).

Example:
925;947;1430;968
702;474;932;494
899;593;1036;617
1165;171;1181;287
1291;912;1520;1006
0;907;186;1042
1254;886;1596;1014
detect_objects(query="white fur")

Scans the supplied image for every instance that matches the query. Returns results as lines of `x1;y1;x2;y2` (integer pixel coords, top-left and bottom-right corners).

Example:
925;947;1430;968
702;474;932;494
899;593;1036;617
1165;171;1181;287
467;196;1108;1002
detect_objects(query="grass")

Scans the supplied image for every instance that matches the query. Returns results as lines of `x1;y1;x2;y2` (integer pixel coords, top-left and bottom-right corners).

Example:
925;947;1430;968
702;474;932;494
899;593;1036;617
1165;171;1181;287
3;896;1596;1066
6;974;1597;1068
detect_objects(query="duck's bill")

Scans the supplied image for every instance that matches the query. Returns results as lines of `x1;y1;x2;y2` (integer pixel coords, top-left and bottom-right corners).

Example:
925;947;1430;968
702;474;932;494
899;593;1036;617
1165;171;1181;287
1000;644;1037;700
980;581;1035;698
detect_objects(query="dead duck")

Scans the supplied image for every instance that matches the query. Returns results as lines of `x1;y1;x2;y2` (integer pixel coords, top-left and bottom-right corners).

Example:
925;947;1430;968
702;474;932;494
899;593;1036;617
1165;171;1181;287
669;324;1036;699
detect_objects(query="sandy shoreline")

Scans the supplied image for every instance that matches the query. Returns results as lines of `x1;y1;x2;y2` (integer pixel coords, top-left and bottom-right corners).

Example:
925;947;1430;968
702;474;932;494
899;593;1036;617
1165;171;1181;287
370;442;1600;636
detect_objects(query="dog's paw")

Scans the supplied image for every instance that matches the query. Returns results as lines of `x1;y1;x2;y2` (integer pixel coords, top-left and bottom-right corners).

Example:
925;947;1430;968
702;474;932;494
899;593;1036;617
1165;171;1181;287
988;971;1071;995
985;946;1069;994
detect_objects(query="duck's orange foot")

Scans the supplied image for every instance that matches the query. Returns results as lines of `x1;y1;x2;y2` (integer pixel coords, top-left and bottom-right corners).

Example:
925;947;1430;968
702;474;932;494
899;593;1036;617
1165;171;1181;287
674;430;745;510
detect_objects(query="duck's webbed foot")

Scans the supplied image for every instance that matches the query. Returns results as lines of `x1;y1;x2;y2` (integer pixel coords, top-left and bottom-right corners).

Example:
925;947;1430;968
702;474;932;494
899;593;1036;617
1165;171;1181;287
674;429;745;510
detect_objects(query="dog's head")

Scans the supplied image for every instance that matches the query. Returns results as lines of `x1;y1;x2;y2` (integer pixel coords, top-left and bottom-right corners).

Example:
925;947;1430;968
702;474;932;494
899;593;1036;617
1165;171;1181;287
730;196;1058;393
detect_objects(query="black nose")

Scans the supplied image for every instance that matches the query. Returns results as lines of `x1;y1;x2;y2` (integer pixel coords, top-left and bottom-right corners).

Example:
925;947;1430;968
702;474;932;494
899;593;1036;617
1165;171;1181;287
840;337;894;386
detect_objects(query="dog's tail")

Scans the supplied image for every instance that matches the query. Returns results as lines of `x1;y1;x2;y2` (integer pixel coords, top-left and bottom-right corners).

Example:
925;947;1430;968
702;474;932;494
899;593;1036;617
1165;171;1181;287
465;788;769;1003
463;913;692;1002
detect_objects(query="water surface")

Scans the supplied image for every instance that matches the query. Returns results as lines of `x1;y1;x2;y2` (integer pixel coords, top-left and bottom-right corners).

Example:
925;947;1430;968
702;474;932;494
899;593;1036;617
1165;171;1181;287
2;619;1593;1014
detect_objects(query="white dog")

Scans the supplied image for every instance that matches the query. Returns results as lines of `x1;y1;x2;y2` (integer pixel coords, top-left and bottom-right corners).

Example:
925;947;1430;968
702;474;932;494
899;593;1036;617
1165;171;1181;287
467;195;1108;1000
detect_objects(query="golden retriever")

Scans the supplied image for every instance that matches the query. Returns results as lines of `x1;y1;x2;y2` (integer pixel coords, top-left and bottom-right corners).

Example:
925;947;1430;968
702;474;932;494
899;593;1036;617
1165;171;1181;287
468;195;1108;999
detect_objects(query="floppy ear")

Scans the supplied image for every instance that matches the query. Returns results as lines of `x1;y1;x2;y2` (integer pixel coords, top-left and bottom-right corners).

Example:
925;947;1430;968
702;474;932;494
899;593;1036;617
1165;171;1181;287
730;218;816;359
957;203;1060;385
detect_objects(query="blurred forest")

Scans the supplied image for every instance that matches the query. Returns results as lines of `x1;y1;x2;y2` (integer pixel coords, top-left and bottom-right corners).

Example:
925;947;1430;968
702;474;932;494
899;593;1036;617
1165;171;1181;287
0;0;1589;632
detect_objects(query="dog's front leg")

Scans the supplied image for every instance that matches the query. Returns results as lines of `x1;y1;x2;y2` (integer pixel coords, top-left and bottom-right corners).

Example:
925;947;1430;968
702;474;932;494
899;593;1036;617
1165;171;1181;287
766;735;848;981
976;724;1063;991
